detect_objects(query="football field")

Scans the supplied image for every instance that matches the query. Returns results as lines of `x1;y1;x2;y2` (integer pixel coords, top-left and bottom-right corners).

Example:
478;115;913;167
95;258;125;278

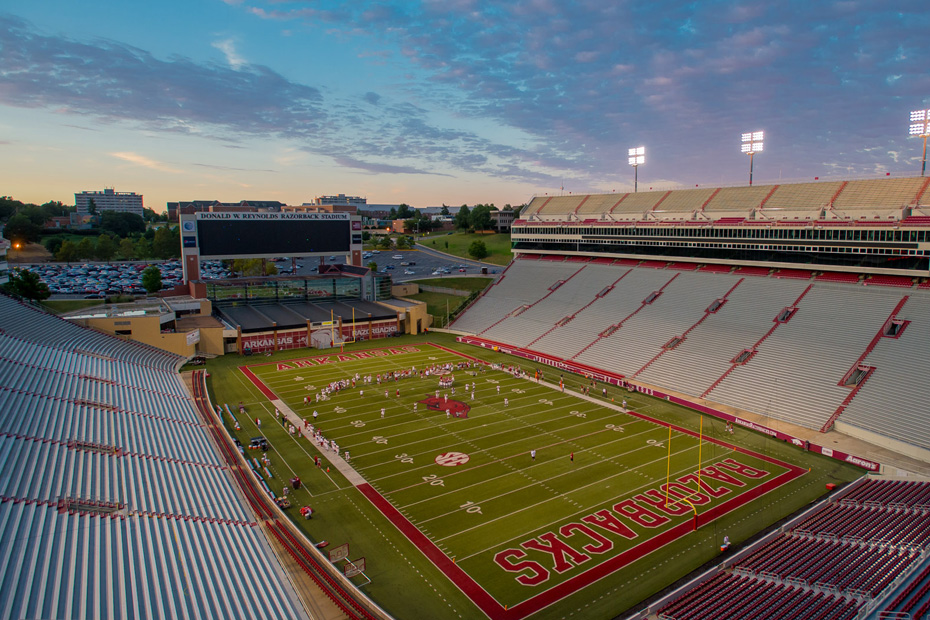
238;342;805;619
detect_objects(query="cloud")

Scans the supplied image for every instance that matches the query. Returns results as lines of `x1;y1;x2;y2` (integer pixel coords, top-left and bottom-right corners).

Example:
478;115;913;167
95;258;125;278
331;155;452;176
191;162;276;172
0;14;571;185
110;151;182;173
211;39;246;69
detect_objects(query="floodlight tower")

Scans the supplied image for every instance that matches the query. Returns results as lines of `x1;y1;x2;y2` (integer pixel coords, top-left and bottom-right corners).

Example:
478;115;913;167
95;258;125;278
628;146;645;193
910;109;930;177
741;131;764;186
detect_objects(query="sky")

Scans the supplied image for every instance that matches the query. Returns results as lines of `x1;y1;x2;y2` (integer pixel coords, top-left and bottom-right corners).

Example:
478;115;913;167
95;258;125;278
1;1;928;213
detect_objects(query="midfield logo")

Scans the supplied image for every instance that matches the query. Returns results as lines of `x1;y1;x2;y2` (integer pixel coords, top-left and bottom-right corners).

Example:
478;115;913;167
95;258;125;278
419;397;470;418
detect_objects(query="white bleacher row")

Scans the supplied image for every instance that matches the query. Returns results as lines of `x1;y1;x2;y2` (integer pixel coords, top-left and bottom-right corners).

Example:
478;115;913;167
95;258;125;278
0;502;304;620
0;297;183;375
450;261;581;334
482;264;624;348
574;271;736;375
638;277;811;396
842;294;930;448
0;390;222;466
0;358;195;425
710;283;902;430
0;437;249;522
0;331;189;401
0;295;308;619
452;259;930;451
531;267;650;356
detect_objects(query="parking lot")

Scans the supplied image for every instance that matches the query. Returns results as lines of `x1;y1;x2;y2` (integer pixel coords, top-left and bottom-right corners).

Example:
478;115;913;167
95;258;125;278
22;247;496;299
19;260;230;298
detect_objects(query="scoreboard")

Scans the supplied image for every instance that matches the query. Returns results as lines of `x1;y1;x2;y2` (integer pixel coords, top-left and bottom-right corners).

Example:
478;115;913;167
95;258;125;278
180;212;364;282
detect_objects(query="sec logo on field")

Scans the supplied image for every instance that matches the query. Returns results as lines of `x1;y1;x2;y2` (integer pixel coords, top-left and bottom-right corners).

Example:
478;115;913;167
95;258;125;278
435;452;470;466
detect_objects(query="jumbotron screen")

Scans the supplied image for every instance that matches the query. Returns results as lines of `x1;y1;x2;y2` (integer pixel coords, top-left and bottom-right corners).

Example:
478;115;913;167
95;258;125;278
194;213;352;258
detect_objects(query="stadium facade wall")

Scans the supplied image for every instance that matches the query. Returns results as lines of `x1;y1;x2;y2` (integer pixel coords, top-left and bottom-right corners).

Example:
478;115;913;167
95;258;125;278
240;319;400;353
835;420;930;469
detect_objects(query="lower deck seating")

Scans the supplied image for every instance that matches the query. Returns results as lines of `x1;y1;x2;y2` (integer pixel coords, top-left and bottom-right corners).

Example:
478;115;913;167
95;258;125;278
657;480;930;620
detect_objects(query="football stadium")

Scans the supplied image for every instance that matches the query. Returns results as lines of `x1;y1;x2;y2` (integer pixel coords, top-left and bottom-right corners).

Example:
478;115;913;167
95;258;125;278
4;175;930;620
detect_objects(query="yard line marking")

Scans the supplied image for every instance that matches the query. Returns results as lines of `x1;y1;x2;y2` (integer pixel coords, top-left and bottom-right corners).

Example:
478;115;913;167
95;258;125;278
383;424;662;496
438;443;725;551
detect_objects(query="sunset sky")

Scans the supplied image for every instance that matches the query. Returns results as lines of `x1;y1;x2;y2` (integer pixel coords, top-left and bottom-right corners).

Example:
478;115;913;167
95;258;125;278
1;1;928;212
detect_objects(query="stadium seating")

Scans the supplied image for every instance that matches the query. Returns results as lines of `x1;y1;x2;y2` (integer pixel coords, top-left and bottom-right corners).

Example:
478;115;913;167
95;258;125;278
840;295;930;449
0;295;307;619
657;480;930;620
451;259;930;452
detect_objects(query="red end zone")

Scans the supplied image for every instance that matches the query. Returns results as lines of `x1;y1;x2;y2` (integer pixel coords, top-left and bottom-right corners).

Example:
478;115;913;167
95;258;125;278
237;343;806;620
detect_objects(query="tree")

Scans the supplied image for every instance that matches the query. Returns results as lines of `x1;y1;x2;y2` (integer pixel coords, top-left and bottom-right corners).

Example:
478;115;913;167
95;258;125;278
362;231;371;241
152;225;179;259
56;240;78;264
396;203;415;219
44;237;64;255
76;237;95;259
395;236;410;249
134;238;153;259
100;211;145;237
367;261;378;272
141;265;163;294
0;196;25;220
388;207;398;220
7;269;50;302
95;234;117;262
470;204;492;231
440;204;451;216
87;198;97;215
455;205;471;230
378;235;394;249
2;214;42;244
119;238;136;260
468;240;489;260
142;207;165;223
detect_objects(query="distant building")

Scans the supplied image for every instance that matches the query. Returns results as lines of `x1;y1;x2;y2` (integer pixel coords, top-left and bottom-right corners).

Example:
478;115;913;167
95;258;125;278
311;194;367;207
491;208;515;232
43;216;72;230
282;204;356;214
75;188;144;217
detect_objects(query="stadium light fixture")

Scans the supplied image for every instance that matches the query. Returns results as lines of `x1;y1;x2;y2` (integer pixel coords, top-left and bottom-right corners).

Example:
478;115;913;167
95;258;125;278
910;109;930;177
741;131;763;186
628;146;645;193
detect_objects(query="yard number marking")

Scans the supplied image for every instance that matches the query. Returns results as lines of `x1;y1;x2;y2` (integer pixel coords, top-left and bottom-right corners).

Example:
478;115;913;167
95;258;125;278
350;420;365;428
646;439;665;448
569;410;586;418
422;474;445;486
605;424;624;432
334;406;347;414
538;398;553;406
372;435;388;445
460;501;483;515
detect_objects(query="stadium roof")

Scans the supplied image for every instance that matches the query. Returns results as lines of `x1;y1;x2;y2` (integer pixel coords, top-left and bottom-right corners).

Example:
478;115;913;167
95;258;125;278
520;176;930;222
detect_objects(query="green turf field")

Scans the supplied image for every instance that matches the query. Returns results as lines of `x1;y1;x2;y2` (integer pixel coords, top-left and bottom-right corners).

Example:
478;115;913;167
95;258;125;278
205;332;864;620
